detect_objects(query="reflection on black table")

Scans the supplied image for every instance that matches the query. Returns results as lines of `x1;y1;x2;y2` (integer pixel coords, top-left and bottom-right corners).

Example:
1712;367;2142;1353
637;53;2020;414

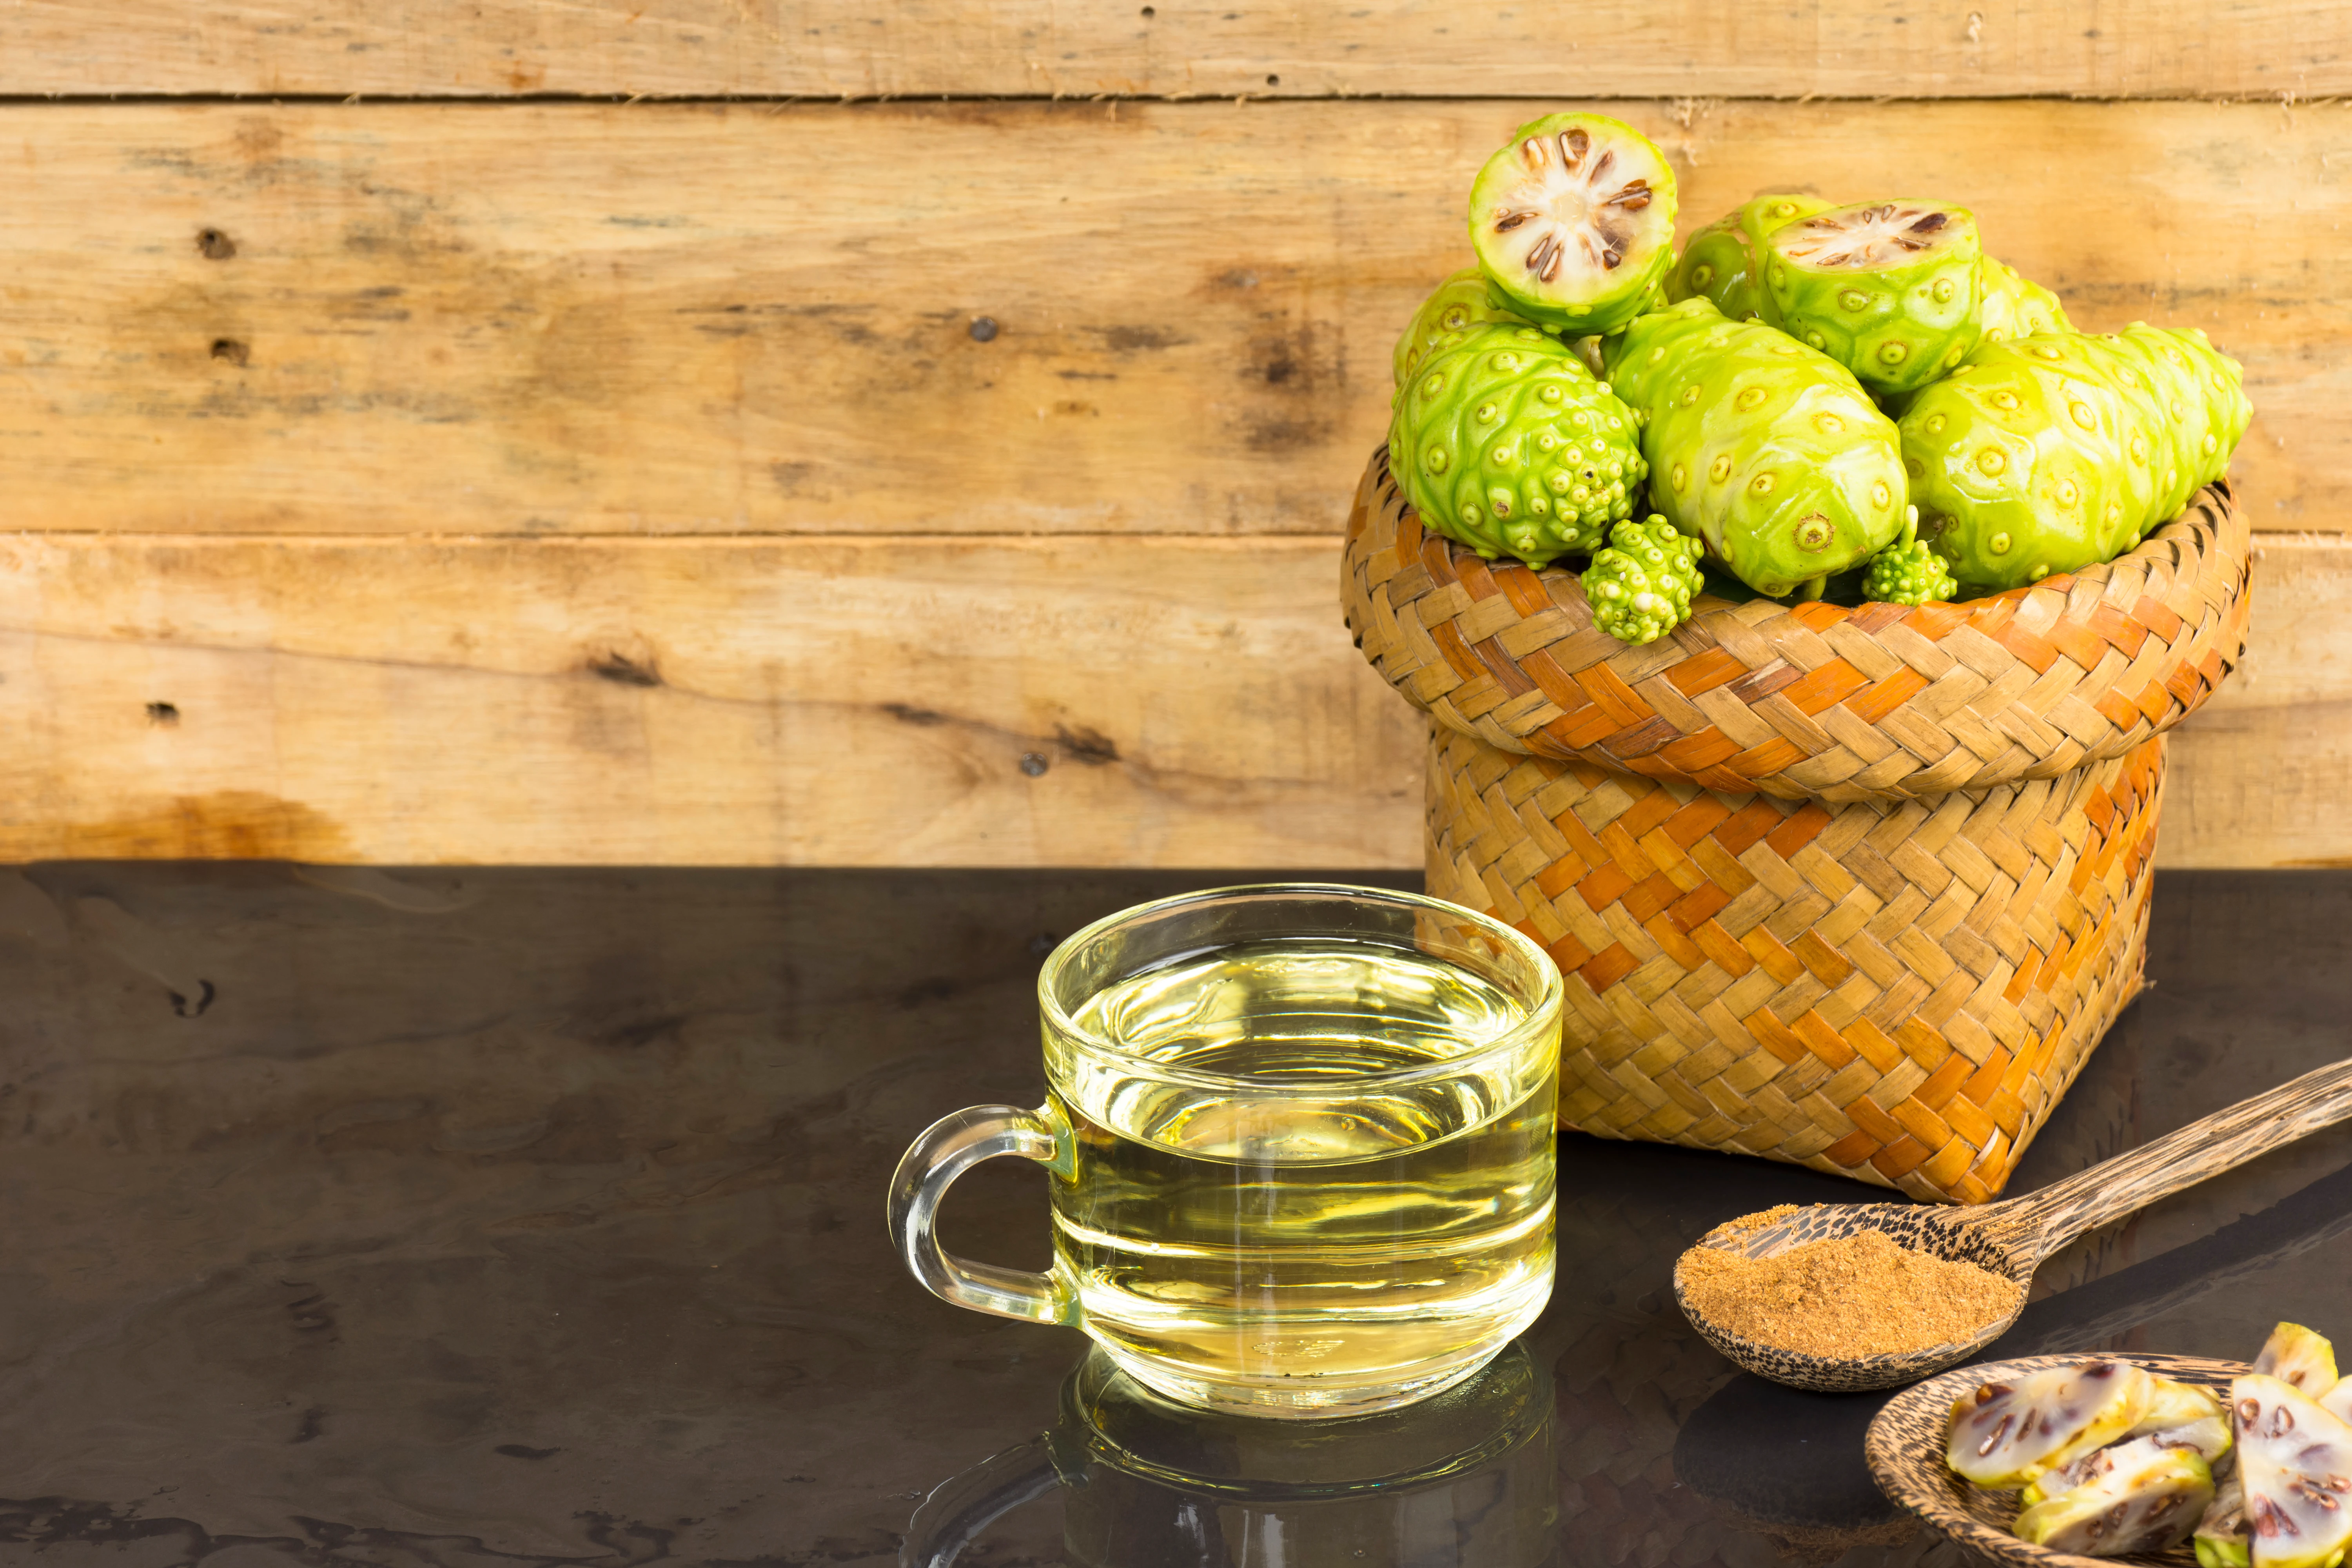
0;865;2337;1568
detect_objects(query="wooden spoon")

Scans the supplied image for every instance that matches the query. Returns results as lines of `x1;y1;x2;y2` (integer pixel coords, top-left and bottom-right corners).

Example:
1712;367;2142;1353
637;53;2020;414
1670;1057;2352;1392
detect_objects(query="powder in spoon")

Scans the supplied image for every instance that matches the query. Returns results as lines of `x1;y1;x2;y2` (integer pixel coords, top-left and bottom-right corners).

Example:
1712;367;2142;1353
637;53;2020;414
1678;1227;2025;1358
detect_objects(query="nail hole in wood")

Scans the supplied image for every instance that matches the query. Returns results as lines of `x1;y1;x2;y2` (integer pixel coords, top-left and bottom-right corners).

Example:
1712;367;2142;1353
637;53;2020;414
210;339;249;365
146;701;180;726
1265;74;1279;85
1019;752;1049;777
196;229;237;260
969;316;1000;342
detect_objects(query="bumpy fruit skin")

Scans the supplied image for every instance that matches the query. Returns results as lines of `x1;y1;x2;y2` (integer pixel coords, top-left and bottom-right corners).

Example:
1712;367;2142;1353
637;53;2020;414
1864;509;1956;604
1666;192;1834;329
1764;202;1985;395
1470;112;1678;337
1946;1359;2154;1490
1601;297;1907;597
1394;266;1533;388
2014;1445;2214;1556
1976;256;2074;345
2104;322;2257;533
2232;1373;2352;1568
1583;515;1703;644
1898;325;2251;592
1391;322;1648;566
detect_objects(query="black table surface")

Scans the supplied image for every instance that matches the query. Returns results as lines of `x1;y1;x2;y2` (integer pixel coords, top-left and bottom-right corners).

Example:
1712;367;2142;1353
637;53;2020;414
0;864;2343;1568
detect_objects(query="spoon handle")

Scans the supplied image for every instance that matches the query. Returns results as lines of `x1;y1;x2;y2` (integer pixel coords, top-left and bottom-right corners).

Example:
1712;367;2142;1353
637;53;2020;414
2007;1056;2352;1259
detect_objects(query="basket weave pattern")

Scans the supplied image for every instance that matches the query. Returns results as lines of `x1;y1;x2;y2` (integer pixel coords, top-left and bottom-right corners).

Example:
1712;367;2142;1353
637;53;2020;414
1343;450;2248;804
1345;448;2250;1202
1429;728;2162;1202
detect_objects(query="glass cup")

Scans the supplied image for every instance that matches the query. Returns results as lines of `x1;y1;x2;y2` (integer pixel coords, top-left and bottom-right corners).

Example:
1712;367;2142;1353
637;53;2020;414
886;883;1564;1419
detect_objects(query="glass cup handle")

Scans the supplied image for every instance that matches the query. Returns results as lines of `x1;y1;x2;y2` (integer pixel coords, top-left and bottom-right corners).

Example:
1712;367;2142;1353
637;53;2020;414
886;1103;1077;1326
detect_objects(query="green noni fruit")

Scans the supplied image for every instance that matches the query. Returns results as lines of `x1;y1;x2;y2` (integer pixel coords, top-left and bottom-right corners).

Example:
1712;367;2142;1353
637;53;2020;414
1763;200;1984;396
1976;256;2074;346
1666;192;1834;330
1393;266;1533;389
1862;509;1956;605
1898;325;2250;592
2101;322;2255;533
1600;297;1907;598
1390;321;1648;566
1583;515;1703;644
1469;112;1678;338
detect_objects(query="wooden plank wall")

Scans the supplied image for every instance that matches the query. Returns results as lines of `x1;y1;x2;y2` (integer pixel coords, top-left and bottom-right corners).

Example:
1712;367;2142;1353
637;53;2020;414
2;6;2348;866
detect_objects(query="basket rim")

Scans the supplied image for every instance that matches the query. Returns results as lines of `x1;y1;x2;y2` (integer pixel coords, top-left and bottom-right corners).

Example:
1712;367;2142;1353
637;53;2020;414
1342;444;2250;802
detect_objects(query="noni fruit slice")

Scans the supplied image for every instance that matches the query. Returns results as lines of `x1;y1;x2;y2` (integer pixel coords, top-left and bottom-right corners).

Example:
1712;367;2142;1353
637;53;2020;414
2200;1472;2252;1568
1470;112;1677;337
1763;200;1984;396
1976;256;2074;346
2103;322;2256;531
1601;296;1906;597
1863;508;1956;604
2134;1376;2234;1439
2232;1372;2352;1568
1946;1359;2155;1489
2254;1324;2340;1397
1583;515;1703;645
1667;192;1834;330
1899;332;2160;592
2015;1445;2215;1556
1390;321;1648;566
1394;266;1534;388
2026;1419;2238;1506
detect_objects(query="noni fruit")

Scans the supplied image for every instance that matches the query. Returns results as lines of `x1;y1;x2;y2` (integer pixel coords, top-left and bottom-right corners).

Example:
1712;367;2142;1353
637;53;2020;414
1763;200;1984;396
1666;192;1834;330
2252;1322;2339;1397
1945;1359;2154;1489
1394;266;1533;388
2232;1373;2352;1568
1600;296;1907;598
1900;326;2249;591
1391;321;1648;566
1470;112;1678;337
1863;510;1956;605
1583;515;1703;645
2103;322;2256;532
2197;1473;2250;1568
2014;1443;2213;1556
1976;256;2074;345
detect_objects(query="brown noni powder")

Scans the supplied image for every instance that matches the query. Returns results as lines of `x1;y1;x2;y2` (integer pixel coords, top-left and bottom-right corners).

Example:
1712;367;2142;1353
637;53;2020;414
1679;1224;2025;1358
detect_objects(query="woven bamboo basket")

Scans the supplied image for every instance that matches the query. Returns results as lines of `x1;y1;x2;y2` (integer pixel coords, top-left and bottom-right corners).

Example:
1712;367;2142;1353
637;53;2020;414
1342;448;2250;1203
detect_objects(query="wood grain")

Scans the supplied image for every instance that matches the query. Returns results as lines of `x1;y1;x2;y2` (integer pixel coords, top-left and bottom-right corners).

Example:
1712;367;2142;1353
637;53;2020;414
5;3;2350;100
0;533;1423;866
0;529;2327;867
0;99;2343;539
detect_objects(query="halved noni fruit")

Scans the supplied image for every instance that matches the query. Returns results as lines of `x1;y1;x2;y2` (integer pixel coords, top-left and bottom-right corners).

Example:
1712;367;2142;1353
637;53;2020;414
1469;112;1678;337
1764;200;1983;396
1946;1359;2154;1489
2232;1372;2352;1568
